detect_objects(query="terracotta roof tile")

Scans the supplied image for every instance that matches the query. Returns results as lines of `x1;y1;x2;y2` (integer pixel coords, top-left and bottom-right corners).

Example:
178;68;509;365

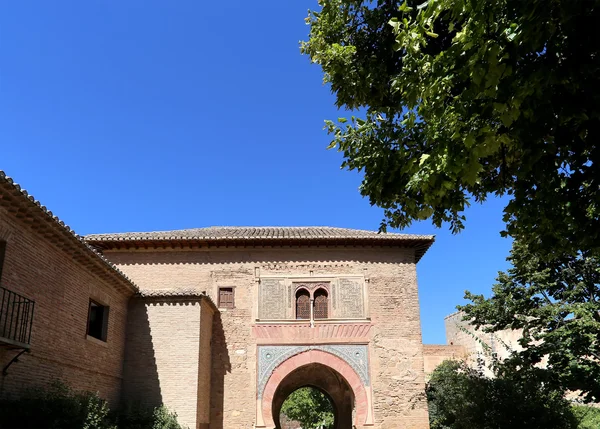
85;227;435;261
0;170;138;294
86;226;432;241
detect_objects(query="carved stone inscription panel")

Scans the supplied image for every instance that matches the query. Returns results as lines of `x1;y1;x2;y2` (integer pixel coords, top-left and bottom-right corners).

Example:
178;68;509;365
258;278;287;319
336;277;365;318
258;276;366;320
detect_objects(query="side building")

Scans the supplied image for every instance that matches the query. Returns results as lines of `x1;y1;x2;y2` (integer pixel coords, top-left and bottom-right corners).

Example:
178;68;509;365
423;312;528;378
0;171;137;405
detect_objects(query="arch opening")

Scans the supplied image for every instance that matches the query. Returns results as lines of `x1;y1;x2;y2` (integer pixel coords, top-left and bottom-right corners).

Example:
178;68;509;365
296;289;310;320
280;386;335;429
272;363;355;429
313;288;328;319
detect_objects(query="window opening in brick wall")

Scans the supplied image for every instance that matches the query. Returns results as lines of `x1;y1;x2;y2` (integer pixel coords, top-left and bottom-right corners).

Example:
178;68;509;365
87;300;109;341
0;240;6;283
296;289;310;320
314;288;329;319
218;287;234;309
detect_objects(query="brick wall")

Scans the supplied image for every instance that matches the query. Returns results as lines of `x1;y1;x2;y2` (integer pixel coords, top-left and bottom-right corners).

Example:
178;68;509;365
0;206;131;405
105;246;431;429
121;296;214;429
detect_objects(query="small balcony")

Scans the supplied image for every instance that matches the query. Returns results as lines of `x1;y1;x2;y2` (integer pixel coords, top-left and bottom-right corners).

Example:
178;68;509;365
0;286;35;349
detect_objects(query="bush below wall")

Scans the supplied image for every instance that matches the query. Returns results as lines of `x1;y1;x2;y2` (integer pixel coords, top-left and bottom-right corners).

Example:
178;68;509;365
0;381;185;429
572;406;600;429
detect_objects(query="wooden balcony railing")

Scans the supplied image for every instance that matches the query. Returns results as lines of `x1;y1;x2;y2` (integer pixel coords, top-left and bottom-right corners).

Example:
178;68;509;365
0;287;35;348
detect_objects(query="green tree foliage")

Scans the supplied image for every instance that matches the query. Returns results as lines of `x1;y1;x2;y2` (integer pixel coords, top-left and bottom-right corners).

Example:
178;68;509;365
302;0;600;402
426;360;577;429
301;0;599;256
460;241;600;402
0;381;115;429
115;402;183;429
280;387;334;429
572;405;600;429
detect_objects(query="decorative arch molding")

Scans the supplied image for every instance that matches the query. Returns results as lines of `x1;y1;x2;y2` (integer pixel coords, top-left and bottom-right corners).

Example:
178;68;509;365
255;348;374;428
292;281;331;294
257;344;370;399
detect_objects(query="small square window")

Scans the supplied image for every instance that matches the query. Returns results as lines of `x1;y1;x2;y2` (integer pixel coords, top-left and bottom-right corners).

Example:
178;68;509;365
218;287;234;309
87;300;109;341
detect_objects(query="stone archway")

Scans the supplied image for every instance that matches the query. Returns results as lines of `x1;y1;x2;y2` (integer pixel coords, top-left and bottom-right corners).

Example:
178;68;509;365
256;349;374;428
272;363;352;429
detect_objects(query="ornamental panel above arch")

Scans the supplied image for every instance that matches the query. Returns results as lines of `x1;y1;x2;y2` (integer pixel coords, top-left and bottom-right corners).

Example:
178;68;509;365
255;345;374;428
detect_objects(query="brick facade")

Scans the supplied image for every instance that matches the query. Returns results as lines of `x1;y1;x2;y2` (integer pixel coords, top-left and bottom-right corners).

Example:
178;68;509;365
121;295;215;429
0;179;135;406
102;246;431;429
1;171;435;429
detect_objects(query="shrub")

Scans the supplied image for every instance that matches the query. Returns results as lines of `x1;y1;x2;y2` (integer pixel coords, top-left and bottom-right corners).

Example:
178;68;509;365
426;360;578;429
573;405;600;429
0;381;115;429
150;406;183;429
115;402;184;429
0;381;185;429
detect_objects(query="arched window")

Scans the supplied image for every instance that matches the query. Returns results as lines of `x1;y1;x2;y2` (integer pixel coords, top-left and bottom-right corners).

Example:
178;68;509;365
313;288;328;319
296;289;310;320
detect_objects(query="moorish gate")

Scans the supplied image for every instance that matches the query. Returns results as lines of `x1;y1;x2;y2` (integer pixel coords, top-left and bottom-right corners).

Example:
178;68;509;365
86;227;434;429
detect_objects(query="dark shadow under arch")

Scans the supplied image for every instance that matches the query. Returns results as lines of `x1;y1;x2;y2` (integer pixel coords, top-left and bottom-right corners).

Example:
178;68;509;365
272;363;354;429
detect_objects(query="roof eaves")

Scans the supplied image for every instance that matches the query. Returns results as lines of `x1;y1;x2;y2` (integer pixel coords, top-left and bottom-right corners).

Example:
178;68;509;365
0;170;139;295
136;289;218;312
86;231;435;262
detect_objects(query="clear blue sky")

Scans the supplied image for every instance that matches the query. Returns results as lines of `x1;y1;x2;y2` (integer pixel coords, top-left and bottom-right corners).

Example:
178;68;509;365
0;1;512;344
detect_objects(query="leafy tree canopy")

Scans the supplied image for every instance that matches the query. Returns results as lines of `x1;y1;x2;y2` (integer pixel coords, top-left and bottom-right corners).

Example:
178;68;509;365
426;360;577;429
572;405;600;429
301;0;600;260
280;387;334;429
302;0;600;402
461;240;600;402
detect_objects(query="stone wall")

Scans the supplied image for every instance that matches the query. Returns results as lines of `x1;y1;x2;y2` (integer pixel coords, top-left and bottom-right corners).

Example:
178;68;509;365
422;345;466;377
445;312;525;376
0;205;131;405
105;246;431;429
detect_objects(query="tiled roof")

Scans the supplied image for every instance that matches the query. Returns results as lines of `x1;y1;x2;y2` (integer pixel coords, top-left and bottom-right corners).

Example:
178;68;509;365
86;227;435;261
0;170;139;294
136;289;218;310
86;226;432;241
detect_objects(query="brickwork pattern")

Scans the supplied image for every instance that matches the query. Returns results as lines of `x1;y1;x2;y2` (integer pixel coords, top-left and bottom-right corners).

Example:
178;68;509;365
105;246;431;429
0;205;131;406
121;296;214;429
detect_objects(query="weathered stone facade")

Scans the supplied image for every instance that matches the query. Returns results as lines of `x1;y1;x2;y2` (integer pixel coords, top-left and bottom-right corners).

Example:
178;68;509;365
0;171;436;429
94;243;432;429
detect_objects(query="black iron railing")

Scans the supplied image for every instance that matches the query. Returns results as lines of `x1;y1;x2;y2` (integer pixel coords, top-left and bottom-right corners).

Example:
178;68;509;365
0;286;35;347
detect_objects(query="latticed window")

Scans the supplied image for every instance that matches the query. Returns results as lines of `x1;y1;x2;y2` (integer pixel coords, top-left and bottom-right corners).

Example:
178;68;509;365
296;289;310;319
219;287;234;309
314;288;328;319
